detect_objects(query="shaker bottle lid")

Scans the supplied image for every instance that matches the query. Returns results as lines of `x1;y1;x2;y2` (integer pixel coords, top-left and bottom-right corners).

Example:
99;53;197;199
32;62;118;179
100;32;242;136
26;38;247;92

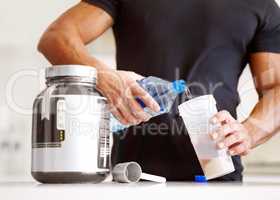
178;94;217;115
45;65;97;79
184;95;216;106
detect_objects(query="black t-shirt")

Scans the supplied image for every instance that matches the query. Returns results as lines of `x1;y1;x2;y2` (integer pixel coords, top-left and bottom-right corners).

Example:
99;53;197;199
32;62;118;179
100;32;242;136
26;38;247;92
84;0;280;181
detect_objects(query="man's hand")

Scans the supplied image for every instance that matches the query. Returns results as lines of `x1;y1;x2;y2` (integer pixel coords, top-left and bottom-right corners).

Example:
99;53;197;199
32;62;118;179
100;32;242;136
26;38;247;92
97;69;160;126
209;110;254;156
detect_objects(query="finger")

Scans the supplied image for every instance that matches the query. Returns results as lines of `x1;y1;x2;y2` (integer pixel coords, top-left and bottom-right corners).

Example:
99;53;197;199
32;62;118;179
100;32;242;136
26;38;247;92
117;99;141;125
130;84;161;112
110;105;129;125
122;84;151;122
110;97;139;125
217;131;244;149
210;122;241;140
228;142;249;156
210;110;236;125
241;149;251;156
127;98;152;122
128;71;145;80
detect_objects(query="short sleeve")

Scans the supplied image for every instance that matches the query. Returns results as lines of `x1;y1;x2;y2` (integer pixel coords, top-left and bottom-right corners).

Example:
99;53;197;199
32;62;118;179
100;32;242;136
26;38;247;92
250;0;280;53
83;0;119;20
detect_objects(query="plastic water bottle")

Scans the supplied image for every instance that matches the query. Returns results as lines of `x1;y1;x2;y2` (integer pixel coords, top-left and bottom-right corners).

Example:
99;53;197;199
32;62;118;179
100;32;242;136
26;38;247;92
110;76;191;133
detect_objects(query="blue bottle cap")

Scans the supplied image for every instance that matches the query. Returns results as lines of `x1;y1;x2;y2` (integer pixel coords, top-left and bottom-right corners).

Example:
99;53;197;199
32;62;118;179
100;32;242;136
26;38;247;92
172;80;186;94
195;175;207;183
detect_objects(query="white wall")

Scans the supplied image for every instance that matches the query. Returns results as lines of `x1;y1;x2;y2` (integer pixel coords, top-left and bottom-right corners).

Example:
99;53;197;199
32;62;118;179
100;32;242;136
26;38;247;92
0;0;68;176
0;0;279;177
0;0;115;177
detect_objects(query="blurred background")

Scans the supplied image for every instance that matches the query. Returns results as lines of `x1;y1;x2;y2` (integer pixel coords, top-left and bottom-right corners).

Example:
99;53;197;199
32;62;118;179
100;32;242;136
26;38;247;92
0;0;279;179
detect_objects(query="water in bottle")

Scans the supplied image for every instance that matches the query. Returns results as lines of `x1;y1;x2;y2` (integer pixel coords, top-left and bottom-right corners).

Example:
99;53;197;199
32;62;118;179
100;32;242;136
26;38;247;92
110;76;190;133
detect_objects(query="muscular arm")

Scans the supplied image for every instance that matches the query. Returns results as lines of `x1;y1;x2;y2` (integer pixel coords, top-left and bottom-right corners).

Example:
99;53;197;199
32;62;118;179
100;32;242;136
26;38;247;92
243;53;280;147
210;53;280;156
38;1;160;126
38;1;113;69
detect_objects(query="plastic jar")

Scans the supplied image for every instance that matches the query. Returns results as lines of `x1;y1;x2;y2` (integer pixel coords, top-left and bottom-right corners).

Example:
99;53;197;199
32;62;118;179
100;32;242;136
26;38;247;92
31;65;111;183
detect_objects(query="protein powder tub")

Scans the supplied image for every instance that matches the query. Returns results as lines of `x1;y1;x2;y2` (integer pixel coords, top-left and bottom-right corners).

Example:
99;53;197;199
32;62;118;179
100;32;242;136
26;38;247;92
31;65;111;183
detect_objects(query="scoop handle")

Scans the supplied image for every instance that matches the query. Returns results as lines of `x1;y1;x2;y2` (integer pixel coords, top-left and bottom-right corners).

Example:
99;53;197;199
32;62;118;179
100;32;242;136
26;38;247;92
140;173;167;183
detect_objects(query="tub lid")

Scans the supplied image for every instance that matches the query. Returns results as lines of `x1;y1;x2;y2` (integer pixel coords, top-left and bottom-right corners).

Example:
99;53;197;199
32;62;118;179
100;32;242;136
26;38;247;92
45;65;97;79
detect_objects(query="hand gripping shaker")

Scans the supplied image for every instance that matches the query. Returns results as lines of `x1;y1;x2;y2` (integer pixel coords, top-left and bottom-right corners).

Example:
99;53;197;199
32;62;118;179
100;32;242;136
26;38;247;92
31;65;111;183
178;95;235;180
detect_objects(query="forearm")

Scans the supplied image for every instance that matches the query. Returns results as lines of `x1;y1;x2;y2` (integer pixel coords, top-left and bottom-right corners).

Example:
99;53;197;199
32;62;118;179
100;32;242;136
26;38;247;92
38;28;109;70
38;1;114;71
243;85;280;148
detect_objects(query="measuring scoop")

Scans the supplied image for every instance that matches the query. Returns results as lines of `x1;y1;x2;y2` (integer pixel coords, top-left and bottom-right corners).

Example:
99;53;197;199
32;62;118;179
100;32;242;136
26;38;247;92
112;162;166;183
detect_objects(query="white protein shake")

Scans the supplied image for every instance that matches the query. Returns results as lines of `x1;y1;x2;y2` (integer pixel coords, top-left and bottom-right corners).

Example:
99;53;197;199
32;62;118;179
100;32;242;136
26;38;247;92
178;95;235;180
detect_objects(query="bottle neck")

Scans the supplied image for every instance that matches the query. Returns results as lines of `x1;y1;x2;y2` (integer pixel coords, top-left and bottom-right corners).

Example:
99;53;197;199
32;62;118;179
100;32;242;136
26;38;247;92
171;80;192;98
46;76;97;87
172;80;186;94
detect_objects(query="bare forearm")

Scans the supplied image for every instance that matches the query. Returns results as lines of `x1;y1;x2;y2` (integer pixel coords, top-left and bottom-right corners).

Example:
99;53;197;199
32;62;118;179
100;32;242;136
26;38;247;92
243;85;280;148
36;2;161;126
38;2;113;70
38;28;109;70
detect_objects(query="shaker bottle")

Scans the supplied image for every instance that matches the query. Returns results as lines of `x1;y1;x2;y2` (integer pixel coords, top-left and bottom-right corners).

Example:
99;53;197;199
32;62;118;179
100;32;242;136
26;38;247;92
178;95;235;180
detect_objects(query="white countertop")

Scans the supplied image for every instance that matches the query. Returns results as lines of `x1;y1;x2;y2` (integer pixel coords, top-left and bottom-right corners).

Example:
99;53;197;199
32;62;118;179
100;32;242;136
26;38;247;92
1;175;280;200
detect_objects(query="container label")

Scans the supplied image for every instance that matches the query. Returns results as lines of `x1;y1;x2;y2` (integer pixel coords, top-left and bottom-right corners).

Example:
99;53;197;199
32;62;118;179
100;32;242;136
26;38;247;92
32;95;111;173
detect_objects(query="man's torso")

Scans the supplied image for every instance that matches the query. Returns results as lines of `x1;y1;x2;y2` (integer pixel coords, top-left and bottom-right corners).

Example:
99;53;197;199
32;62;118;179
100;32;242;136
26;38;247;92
112;0;267;181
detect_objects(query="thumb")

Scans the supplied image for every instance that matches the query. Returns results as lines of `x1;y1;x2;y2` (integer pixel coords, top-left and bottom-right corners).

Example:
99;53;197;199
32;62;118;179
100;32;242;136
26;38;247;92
130;72;145;80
